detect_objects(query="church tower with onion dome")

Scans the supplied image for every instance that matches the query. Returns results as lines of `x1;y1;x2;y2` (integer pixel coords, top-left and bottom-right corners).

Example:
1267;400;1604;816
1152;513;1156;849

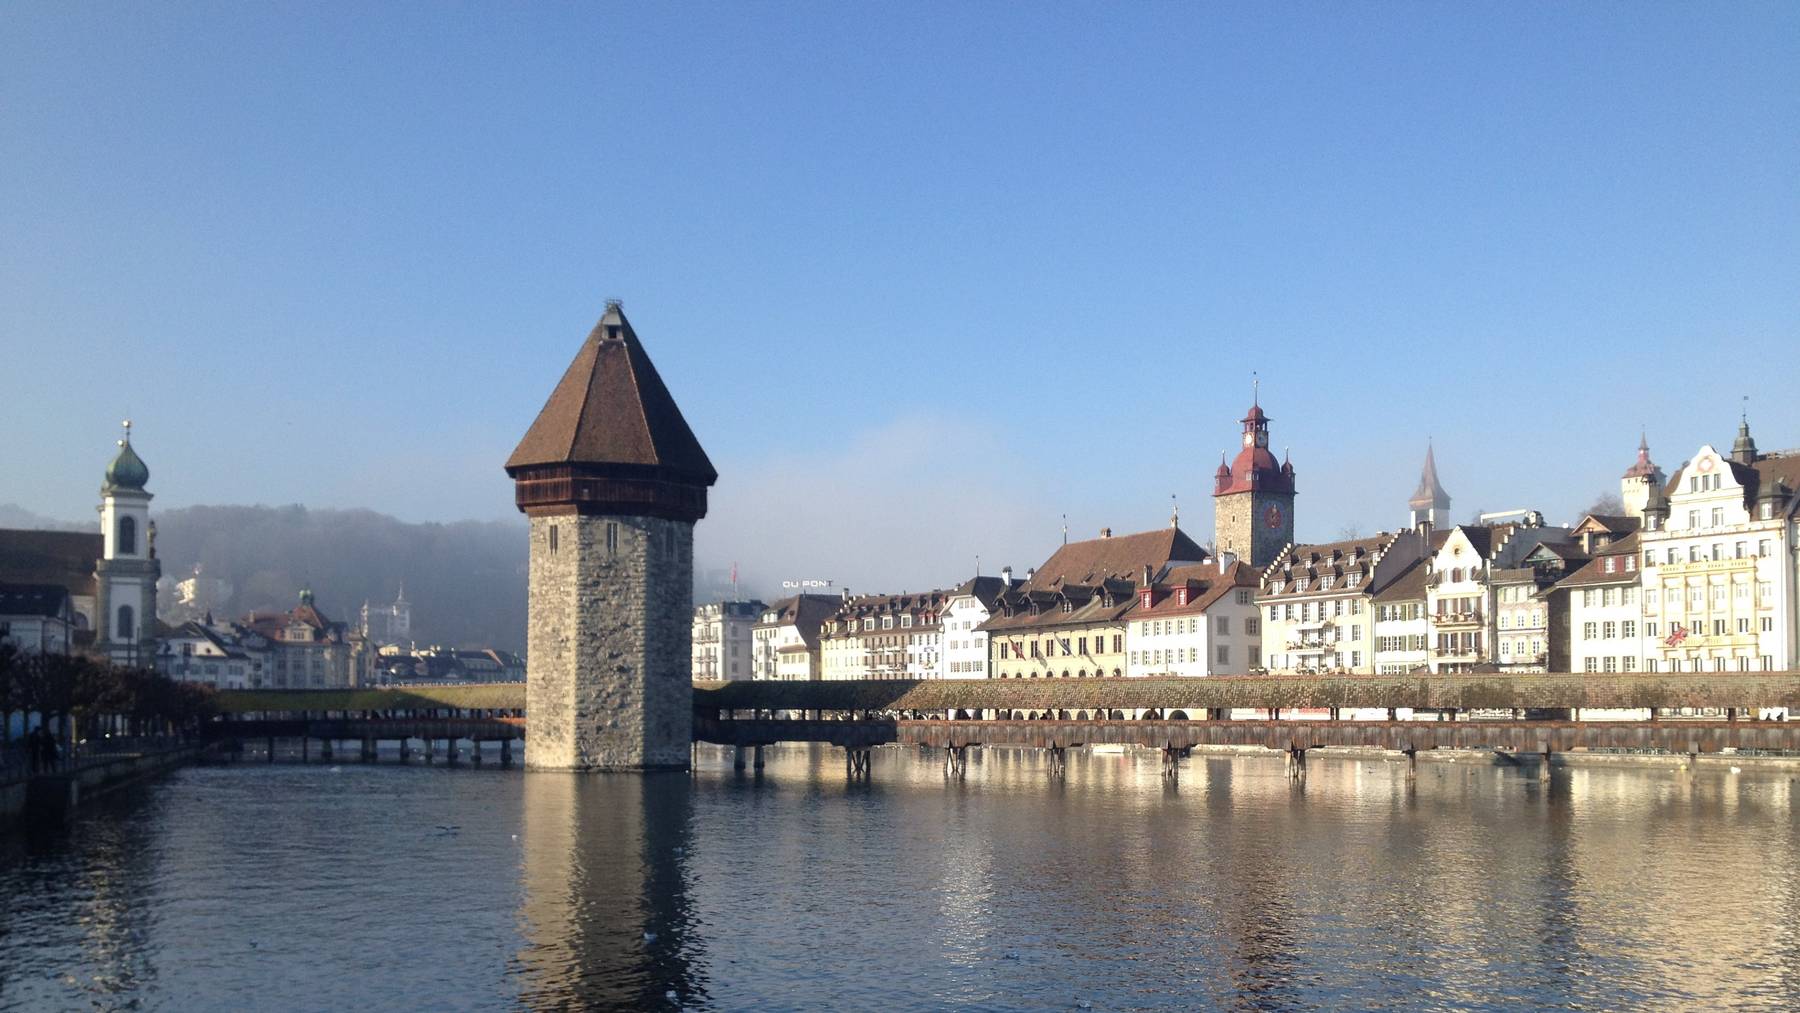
95;420;161;666
1212;387;1296;567
505;301;717;771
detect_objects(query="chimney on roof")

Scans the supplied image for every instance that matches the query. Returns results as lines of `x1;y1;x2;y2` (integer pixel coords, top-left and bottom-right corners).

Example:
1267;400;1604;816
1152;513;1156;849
1000;566;1013;584
1218;551;1237;574
1143;564;1153;587
1100;527;1112;538
1025;567;1036;581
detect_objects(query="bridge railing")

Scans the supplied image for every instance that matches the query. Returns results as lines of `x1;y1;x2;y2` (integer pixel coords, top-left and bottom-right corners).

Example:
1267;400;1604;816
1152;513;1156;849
693;674;1800;716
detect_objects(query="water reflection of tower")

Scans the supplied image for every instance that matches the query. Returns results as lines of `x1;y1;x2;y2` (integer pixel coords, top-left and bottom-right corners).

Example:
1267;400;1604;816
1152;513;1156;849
515;774;704;1009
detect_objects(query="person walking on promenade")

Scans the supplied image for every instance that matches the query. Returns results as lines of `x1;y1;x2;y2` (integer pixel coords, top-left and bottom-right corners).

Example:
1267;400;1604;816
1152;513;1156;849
28;725;58;774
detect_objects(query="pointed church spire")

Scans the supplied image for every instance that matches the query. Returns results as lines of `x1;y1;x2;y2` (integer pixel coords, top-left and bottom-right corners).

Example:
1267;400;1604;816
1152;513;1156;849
1409;443;1451;510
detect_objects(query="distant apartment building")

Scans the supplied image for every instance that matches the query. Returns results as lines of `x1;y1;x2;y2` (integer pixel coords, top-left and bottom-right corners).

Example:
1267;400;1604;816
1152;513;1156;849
1258;532;1427;674
1638;423;1800;672
692;599;764;681
158;620;268;689
0;583;78;656
240;588;376;688
752;594;837;681
941;574;1019;679
1372;555;1430;675
983;526;1208;679
1122;559;1261;677
820;589;949;680
1560;532;1647;674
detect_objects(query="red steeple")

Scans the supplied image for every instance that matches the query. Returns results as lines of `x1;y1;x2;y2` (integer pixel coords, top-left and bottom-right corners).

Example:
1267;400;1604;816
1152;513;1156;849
1214;395;1294;497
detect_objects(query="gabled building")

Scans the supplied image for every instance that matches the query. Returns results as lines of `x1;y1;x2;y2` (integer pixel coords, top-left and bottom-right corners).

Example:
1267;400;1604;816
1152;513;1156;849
242;589;376;688
982;526;1209;679
819;589;950;680
942;573;1020;679
1372;555;1432;675
1122;559;1262;677
1492;540;1589;673
1558;531;1646;674
0;583;77;656
1422;520;1576;673
0;530;102;638
1638;421;1800;672
157;619;267;689
1258;532;1428;674
752;593;837;681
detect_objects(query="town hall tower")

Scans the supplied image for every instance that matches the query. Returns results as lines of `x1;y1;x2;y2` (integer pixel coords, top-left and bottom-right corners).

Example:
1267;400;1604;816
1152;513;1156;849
1212;394;1296;567
506;302;717;771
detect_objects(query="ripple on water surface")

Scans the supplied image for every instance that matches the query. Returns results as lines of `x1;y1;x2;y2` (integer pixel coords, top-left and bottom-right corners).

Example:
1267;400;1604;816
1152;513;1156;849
2;748;1799;1011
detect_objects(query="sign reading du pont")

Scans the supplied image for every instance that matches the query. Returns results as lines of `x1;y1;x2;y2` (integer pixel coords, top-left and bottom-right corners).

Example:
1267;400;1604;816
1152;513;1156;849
781;579;835;590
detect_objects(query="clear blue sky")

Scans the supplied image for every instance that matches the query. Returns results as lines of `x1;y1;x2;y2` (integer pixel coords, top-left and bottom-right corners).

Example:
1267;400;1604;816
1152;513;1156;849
3;4;1796;593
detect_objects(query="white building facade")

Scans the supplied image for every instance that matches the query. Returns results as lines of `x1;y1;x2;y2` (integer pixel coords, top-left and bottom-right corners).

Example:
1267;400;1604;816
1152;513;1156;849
1124;561;1261;677
1638;430;1800;673
691;599;764;682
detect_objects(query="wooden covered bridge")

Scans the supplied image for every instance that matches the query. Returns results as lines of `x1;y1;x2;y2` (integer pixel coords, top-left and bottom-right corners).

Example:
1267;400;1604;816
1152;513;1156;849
207;674;1800;779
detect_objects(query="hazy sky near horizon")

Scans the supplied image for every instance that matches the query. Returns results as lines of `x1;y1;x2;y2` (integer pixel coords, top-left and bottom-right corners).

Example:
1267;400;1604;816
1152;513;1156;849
3;4;1796;594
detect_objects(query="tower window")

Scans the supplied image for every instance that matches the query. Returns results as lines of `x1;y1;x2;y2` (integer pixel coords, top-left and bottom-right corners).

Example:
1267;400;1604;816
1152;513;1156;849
606;522;619;559
118;516;136;555
117;604;134;640
548;524;559;555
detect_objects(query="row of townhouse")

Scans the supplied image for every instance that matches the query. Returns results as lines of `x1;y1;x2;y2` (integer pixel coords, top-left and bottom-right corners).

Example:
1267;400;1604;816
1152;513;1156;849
1257;420;1800;676
723;399;1800;681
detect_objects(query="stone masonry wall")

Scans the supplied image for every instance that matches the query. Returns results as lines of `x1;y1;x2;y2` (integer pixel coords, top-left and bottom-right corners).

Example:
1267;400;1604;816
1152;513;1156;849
526;513;695;770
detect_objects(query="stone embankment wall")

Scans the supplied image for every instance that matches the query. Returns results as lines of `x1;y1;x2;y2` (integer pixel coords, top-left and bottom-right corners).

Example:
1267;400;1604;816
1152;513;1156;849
1;746;202;828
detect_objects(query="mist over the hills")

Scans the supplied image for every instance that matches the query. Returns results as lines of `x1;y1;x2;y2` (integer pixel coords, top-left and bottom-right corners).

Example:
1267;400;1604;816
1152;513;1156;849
150;505;529;652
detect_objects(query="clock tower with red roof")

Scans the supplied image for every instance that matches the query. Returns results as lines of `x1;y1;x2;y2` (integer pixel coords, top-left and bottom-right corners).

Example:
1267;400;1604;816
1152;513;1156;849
1212;391;1296;567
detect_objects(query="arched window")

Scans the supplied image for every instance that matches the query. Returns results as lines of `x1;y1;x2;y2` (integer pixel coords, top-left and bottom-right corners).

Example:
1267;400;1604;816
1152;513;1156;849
118;516;136;555
117;604;135;640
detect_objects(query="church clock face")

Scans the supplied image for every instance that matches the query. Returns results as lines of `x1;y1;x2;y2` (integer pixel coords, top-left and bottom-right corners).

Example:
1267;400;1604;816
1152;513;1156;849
1264;503;1284;530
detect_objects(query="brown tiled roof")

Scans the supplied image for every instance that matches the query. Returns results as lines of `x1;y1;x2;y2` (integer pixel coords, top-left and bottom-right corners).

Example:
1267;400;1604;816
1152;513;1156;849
505;303;717;484
1263;533;1394;596
1124;561;1259;618
758;593;838;649
1372;556;1429;603
0;529;100;597
1023;527;1208;591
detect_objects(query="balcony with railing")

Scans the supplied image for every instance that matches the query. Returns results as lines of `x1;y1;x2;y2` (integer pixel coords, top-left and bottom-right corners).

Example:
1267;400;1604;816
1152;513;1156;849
1433;609;1484;629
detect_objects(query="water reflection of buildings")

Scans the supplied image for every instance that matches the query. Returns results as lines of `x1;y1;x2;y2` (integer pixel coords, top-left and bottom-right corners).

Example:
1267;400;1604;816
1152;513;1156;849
516;774;704;1009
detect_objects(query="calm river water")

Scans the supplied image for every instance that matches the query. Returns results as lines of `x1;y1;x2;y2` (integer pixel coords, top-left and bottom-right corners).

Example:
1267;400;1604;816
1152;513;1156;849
3;746;1800;1011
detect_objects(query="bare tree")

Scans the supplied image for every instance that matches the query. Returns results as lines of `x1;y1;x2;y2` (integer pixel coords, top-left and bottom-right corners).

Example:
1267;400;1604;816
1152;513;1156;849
1337;523;1363;541
1585;492;1625;517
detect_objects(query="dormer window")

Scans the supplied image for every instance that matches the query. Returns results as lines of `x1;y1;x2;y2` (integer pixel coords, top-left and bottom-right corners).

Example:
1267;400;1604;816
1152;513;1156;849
901;615;913;628
1062;600;1074;614
1295;578;1309;592
1320;576;1334;590
1140;590;1153;609
1762;502;1774;520
1271;580;1285;594
1346;573;1361;588
1177;588;1189;606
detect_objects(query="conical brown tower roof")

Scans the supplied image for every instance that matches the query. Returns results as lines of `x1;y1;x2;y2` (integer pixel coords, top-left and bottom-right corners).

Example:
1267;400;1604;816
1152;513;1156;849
506;303;716;521
506;302;717;484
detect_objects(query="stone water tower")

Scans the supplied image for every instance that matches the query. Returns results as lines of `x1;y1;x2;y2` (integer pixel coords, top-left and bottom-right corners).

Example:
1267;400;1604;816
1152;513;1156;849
505;302;717;770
